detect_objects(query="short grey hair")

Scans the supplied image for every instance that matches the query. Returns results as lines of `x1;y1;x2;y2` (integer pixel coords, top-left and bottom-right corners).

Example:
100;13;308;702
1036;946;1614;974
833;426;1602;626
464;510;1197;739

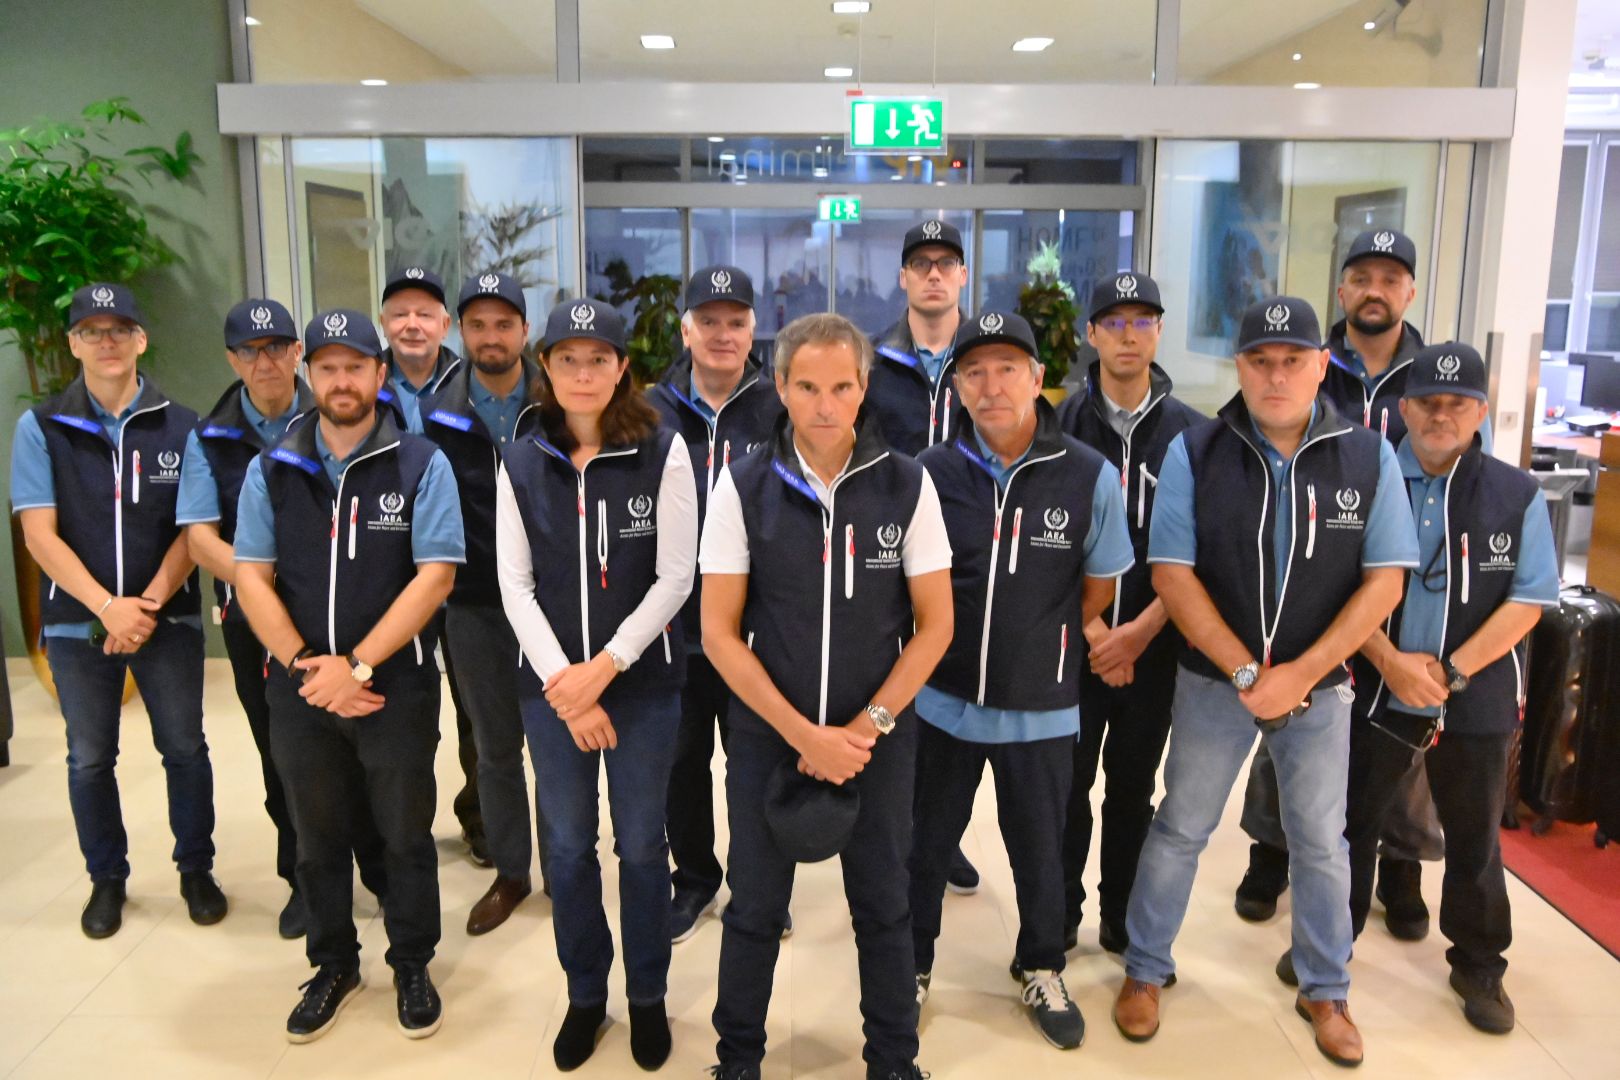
773;312;874;384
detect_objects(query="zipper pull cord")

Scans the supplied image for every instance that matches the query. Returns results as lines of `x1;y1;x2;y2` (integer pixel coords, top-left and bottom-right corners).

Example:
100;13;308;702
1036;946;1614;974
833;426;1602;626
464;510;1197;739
132;450;141;503
597;499;608;589
822;514;831;564
330;501;338;540
723;439;732;466
348;497;358;559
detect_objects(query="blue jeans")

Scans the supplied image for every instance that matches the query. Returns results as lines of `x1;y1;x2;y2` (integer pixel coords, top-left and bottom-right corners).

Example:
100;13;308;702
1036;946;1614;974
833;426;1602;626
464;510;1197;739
46;622;213;882
522;674;679;1007
1124;668;1354;1000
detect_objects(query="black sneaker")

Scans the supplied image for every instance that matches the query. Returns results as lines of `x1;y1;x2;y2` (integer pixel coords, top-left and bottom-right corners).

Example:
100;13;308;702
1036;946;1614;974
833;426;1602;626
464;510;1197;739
1016;968;1085;1050
180;871;228;925
1234;842;1289;922
286;965;363;1043
781;910;794;940
1377;857;1430;941
462;828;493;869
671;888;718;944
866;1065;929;1079
393;964;442;1039
707;1064;762;1080
81;879;126;939
1276;948;1298;988
915;970;931;1007
946;848;979;895
1449;968;1515;1034
278;890;308;940
1097;917;1130;955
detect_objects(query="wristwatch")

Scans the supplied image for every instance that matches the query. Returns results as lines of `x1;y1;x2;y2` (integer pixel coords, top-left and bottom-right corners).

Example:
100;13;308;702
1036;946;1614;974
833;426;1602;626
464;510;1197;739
1442;657;1470;693
346;653;373;683
866;703;897;735
603;647;631;674
1230;660;1260;692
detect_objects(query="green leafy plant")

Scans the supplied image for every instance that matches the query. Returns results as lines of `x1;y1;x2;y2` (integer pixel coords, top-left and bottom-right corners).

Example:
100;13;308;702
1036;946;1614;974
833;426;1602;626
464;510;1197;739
0;98;201;398
1017;241;1081;389
596;257;681;385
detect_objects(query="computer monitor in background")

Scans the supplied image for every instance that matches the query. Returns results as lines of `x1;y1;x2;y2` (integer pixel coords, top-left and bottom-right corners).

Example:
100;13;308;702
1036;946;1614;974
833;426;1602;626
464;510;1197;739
1569;352;1604;371
1540;360;1581;413
1579;354;1620;412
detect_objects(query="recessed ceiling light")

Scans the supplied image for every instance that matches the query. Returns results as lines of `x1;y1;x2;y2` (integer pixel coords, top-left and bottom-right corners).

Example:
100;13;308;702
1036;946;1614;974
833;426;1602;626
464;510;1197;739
707;136;725;143
719;151;737;161
935;180;947;186
361;78;388;86
832;1;871;12
640;34;675;50
824;66;854;78
908;154;922;162
1363;20;1376;30
1012;37;1054;52
1293;81;1321;90
1292;52;1303;61
890;173;905;181
244;15;261;26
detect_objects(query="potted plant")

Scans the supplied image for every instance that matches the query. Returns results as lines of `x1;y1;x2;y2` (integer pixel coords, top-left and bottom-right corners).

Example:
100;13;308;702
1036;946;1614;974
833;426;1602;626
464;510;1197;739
597;257;682;387
1017;241;1082;400
0;98;199;695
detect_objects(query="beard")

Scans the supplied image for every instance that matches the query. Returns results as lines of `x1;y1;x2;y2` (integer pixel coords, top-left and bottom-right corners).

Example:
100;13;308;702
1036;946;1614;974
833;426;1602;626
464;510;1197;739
317;393;375;428
1348;302;1398;336
472;349;520;377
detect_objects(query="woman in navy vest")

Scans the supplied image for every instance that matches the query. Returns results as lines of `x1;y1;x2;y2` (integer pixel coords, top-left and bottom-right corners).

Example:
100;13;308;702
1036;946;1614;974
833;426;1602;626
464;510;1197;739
495;298;697;1072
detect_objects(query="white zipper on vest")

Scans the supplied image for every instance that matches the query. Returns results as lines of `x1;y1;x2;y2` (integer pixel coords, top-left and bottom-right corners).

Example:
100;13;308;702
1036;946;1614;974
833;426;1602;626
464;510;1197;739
132;450;141;504
662;626;672;663
1136;463;1153;529
1306;483;1317;559
974;449;1066;704
348;497;358;559
700;375;758;497
1379;408;1389;440
844;523;854;599
1008;507;1024;574
329;439;401;654
813;452;890;723
1057;624;1068;682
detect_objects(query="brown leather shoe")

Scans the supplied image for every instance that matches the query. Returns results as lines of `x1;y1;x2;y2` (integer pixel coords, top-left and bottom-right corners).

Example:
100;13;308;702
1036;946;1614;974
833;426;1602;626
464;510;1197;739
1295;995;1364;1068
466;875;531;936
1113;977;1162;1042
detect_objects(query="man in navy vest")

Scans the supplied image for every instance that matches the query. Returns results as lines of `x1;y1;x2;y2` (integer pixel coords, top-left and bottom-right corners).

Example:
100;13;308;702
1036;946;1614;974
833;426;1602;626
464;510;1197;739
702;313;955;1080
649;265;784;944
12;282;225;940
1057;272;1206;958
420;271;548;936
1275;343;1557;1035
866;218;980;893
1111;296;1417;1068
234;309;464;1043
178;298;388;939
910;310;1135;1051
379;266;485;866
1237;229;1447;941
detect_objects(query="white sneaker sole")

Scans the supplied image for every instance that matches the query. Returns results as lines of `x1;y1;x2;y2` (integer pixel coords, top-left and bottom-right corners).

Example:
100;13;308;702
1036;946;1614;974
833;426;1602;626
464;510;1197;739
945;880;979;896
286;975;364;1044
671;895;719;945
399;1010;443;1040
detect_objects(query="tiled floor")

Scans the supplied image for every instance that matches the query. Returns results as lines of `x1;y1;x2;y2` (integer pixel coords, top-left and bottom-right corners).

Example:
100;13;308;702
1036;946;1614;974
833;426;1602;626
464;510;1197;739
1;658;1617;1078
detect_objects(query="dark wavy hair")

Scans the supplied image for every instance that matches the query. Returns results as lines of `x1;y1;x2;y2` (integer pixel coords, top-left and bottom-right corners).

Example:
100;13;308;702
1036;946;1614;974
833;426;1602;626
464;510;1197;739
530;354;660;452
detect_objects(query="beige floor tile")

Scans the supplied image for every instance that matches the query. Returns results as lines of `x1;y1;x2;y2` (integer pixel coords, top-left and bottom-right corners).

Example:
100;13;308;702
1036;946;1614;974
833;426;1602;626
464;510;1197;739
10;1015;289;1079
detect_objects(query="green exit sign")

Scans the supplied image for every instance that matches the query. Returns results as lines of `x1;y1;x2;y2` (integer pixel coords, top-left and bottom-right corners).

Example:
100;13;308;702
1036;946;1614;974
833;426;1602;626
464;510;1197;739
818;195;861;222
847;97;947;154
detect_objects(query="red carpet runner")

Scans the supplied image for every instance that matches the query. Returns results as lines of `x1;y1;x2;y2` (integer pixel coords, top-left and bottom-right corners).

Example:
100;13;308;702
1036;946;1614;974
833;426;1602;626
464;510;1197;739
1501;821;1620;959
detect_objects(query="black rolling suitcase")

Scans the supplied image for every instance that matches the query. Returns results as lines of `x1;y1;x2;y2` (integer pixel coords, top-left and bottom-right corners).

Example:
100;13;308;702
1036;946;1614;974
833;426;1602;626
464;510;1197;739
1519;584;1620;846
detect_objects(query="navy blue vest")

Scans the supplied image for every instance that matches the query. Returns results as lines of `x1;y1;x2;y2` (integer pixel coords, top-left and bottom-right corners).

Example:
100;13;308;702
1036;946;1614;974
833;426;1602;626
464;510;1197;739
195;380;313;623
1322;319;1424;447
650;353;783;650
727;415;925;734
260;413;440;692
866;313;965;456
1355;440;1539;735
501;425;685;693
419;358;541;607
1182;394;1384;690
921;400;1108;710
1059;361;1205;655
33;377;200;625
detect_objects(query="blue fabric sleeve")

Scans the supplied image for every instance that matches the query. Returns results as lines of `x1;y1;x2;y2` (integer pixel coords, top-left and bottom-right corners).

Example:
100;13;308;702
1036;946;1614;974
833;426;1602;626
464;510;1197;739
1083;460;1135;578
1479;414;1494;455
10;411;55;511
1146;433;1197;565
410;449;467;563
1361;439;1421;568
174;429;222;525
232;457;278;562
1510;490;1561;606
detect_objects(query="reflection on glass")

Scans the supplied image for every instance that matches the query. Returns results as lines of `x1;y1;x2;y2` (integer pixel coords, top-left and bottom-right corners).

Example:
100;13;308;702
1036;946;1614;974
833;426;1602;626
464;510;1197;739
1545;303;1571;354
690;138;972;186
690;210;831;338
247;0;556;83
979;209;1133;316
981;141;1138;185
831;211;974;336
1590;297;1620;354
1179;0;1486;88
583;139;682;183
585;208;685;320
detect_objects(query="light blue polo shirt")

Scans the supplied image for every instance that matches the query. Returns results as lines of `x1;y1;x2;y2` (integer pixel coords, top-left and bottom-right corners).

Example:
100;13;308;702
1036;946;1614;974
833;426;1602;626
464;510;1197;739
1387;437;1560;716
915;344;949;385
917;428;1135;745
468;373;529;446
175;389;302;526
234;424;466;565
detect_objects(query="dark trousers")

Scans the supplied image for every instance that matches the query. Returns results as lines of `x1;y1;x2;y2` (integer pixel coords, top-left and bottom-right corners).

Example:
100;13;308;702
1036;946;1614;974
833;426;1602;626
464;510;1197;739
715;721;919;1074
222;619;388;898
1063;647;1178;930
445;604;545;883
1345;711;1513;979
268;669;441;970
46;622;213;882
667;653;732;899
911;721;1072;974
523;678;679;1006
437;608;482;840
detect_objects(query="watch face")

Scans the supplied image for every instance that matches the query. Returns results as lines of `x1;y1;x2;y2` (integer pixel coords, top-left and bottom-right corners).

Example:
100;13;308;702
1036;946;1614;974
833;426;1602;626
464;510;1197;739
1233;664;1258;691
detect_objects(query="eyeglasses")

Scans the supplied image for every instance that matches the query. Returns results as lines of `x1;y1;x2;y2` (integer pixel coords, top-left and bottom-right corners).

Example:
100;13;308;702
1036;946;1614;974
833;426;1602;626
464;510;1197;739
1095;316;1161;335
904;255;963;275
1253;697;1312;734
73;325;137;343
1369;712;1441;752
231;340;294;363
